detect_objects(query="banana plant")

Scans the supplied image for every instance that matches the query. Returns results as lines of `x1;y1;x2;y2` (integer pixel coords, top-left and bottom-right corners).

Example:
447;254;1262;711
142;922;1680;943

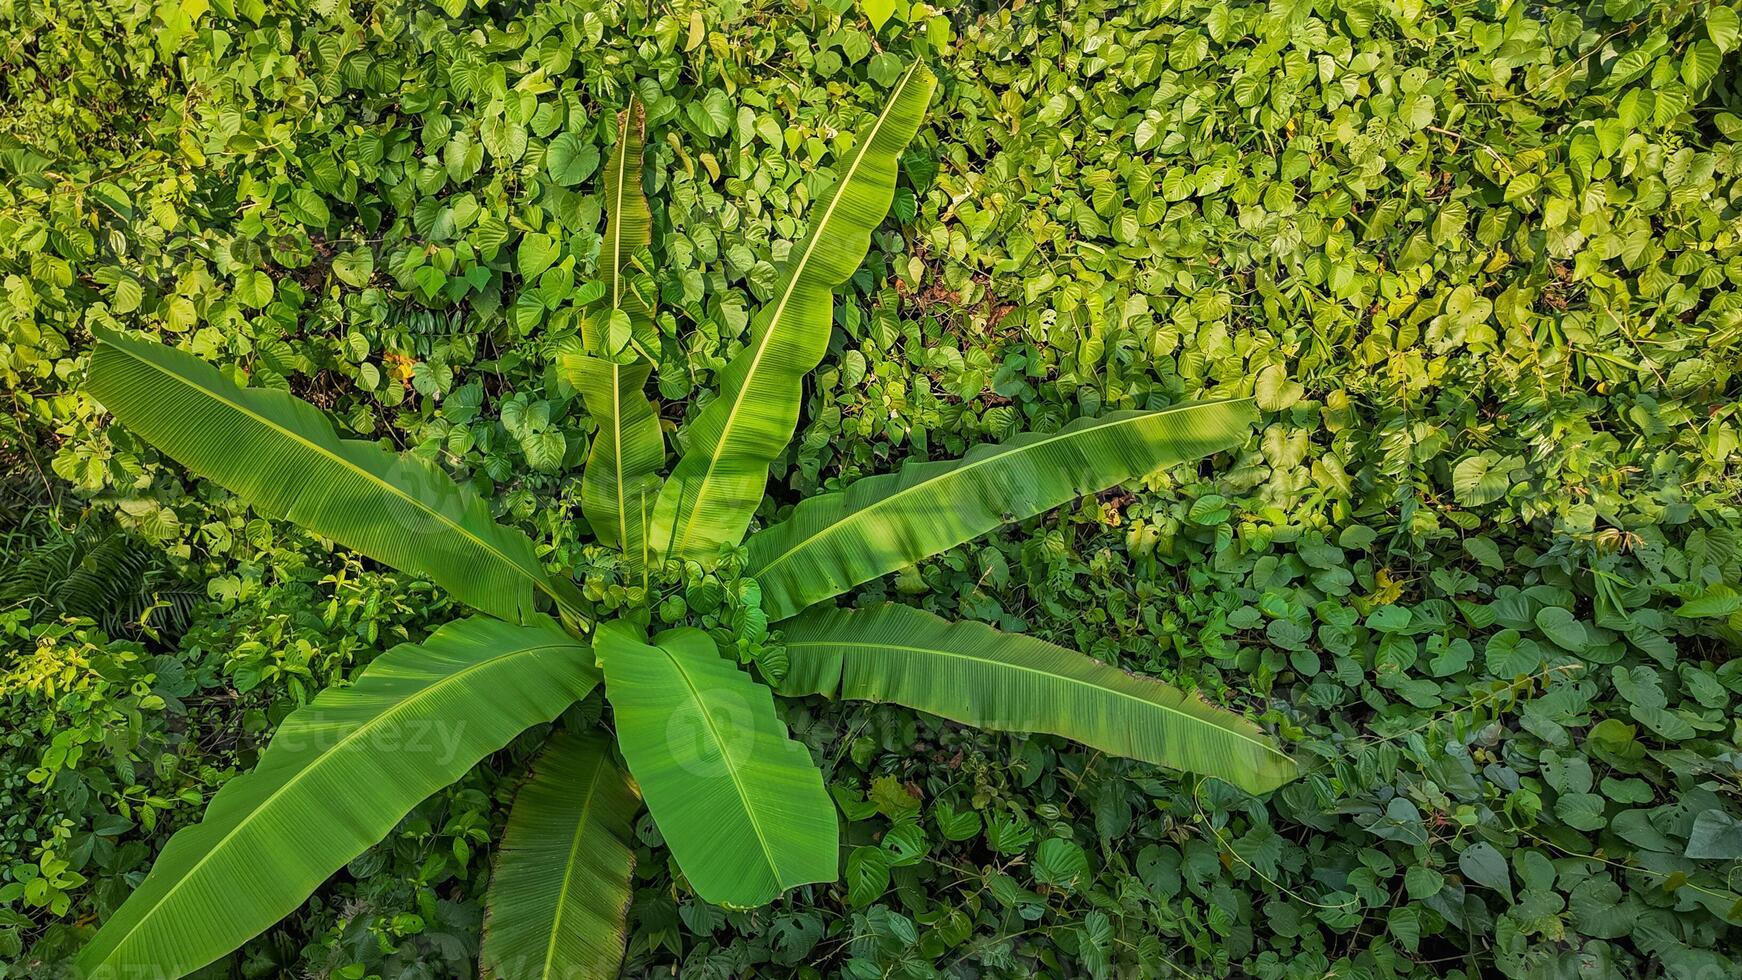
76;61;1296;980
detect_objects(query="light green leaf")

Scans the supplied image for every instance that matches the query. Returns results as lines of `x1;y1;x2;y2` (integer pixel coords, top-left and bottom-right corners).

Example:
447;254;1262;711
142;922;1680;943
546;132;601;187
595;622;837;907
1533;606;1588;651
112;277;143;314
1233;74;1265;107
518;232;559;281
79;616;597;977
779;603;1297;795
412;264;447;299
521;429;567;474
291;187;330;227
233;269;274;309
88;181;133;220
564;355;662;563
86;328;581;624
1253;365;1303;411
1607;44;1657;90
1161;167;1193;202
1452;453;1511;507
1681;39;1723;88
1406;94;1435;129
603;309;632;355
331;248;374;288
473;213;510;256
446;132;483;181
1711;6;1741;53
1653;82;1690;127
482;731;639;980
482;116;529;162
688;89;733;138
1188;494;1231;525
868;52;904;86
746;401;1256;621
650;62;936;564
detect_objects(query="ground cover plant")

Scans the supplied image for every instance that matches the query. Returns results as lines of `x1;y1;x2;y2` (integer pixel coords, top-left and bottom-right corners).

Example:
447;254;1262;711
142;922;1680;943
2;0;1742;977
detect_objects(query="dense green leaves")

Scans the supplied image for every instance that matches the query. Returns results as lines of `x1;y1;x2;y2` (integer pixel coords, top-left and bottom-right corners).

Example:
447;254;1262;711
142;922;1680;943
8;0;1742;977
85;328;582;625
746;401;1256;620
482;731;638;980
78;617;598;977
780;603;1295;794
649;61;937;564
595;622;837;908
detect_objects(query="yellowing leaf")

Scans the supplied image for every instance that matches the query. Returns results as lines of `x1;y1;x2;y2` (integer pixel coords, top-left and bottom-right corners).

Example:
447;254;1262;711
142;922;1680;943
862;0;897;30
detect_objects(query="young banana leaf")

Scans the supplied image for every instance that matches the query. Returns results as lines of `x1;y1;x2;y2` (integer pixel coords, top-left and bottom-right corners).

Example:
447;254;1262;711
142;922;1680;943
596;97;655;348
648;62;938;563
572;95;664;568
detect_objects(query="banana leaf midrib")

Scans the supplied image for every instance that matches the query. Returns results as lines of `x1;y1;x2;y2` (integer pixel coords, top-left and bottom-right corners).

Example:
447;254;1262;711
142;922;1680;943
749;405;1224;580
541;752;609;978
784;635;1288;763
661;645;784;882
114;343;571;612
667;61;922;558
96;639;585;961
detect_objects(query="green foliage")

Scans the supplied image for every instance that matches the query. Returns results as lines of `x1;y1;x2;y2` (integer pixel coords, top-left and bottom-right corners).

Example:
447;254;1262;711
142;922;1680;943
4;0;1742;977
0;502;198;640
